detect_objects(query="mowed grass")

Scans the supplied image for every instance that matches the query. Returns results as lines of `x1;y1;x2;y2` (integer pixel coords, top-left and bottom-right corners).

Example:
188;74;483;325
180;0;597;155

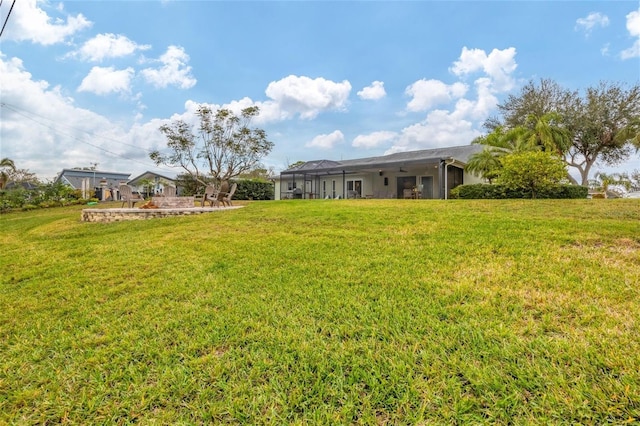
1;199;639;424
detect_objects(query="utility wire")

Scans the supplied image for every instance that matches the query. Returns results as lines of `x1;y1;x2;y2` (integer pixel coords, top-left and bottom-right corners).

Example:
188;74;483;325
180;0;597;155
0;102;176;174
1;102;158;154
0;0;16;38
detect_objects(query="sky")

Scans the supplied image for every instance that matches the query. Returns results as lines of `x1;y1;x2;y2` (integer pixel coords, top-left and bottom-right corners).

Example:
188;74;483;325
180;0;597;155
0;0;639;182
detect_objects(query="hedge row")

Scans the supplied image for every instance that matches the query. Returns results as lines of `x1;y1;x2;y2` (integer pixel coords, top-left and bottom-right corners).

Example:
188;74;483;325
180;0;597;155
450;184;588;199
233;179;274;200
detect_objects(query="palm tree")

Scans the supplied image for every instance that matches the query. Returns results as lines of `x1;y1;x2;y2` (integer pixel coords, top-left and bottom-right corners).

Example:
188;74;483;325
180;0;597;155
591;172;631;198
523;112;572;155
471;113;573;185
474;125;539;154
466;147;504;183
0;158;16;190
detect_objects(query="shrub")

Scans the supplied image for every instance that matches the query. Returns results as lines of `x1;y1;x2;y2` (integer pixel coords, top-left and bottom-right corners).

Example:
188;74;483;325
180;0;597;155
234;179;274;200
497;151;567;198
454;183;587;199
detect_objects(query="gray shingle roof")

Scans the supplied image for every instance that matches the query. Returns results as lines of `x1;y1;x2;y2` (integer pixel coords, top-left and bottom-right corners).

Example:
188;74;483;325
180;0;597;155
282;145;483;175
55;169;131;189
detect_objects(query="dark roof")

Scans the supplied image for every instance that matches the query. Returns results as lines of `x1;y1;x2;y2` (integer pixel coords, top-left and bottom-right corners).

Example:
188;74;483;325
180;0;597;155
5;181;39;190
281;145;483;175
55;169;130;189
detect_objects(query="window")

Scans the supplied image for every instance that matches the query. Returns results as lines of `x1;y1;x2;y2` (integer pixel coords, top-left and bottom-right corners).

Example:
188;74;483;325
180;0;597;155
287;181;297;191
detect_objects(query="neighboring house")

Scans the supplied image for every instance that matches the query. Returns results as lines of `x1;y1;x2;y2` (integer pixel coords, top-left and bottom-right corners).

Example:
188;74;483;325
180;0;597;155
4;181;39;191
276;145;484;200
128;171;177;197
55;169;131;200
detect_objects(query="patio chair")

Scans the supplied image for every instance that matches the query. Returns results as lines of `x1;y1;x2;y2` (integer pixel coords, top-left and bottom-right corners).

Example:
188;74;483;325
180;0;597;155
119;184;144;208
218;182;237;207
196;185;217;207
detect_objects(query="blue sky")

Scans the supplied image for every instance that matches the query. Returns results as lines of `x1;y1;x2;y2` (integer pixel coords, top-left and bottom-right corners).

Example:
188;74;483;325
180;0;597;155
1;0;639;181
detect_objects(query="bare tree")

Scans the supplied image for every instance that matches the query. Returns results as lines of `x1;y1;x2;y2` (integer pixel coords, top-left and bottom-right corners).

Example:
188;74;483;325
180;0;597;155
151;105;273;188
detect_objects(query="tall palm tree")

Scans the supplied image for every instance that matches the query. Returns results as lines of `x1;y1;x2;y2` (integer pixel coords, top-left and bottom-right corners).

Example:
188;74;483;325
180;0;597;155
0;158;16;190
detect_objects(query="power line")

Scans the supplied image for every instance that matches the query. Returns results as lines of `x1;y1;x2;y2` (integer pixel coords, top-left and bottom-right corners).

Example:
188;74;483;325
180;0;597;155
0;102;176;174
1;102;157;154
0;0;16;38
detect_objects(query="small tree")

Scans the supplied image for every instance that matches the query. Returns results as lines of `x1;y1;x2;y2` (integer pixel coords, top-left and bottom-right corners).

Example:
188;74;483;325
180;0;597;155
497;151;567;198
138;178;155;198
152;105;274;187
589;172;631;198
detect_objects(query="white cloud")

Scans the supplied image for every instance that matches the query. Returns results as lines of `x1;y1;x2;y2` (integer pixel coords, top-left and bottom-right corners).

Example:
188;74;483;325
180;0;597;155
387;110;481;154
405;79;467;112
265;75;351;119
621;9;640;59
169;75;353;125
0;54;167;179
357;81;386;100
450;47;517;93
449;47;487;75
305;130;345;149
70;33;151;62
453;77;499;120
140;46;197;89
2;0;91;45
386;47;516;153
575;12;610;36
78;66;135;95
352;131;397;148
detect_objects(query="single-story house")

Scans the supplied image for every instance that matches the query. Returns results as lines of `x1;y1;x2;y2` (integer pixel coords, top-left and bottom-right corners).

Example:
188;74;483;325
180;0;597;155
55;169;131;200
128;171;177;197
276;145;484;200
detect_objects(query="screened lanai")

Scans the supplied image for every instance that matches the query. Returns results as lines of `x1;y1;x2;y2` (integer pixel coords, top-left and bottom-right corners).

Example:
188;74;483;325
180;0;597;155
277;145;484;200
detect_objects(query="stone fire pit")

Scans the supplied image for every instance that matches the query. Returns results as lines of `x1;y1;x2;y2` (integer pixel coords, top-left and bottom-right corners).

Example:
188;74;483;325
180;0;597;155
81;196;243;222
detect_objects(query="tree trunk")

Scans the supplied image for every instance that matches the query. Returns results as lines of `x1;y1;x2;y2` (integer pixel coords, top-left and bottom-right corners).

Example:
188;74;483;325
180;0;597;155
580;160;594;187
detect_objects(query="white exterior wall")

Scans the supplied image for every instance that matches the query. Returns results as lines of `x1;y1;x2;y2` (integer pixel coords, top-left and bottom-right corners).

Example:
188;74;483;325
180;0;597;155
278;163;478;200
463;171;484;185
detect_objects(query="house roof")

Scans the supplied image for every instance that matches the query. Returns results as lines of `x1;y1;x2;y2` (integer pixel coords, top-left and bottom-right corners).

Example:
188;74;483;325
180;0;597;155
281;144;483;175
55;169;131;189
128;171;176;186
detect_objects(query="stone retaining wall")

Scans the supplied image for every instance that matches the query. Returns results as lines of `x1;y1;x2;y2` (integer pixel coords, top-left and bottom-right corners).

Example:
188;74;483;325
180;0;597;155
81;206;241;223
151;196;195;208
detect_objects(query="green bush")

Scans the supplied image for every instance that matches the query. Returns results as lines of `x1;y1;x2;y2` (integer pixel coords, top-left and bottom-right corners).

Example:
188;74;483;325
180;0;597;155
0;188;30;209
233;179;274;200
454;183;587;199
0;182;92;212
497;152;568;198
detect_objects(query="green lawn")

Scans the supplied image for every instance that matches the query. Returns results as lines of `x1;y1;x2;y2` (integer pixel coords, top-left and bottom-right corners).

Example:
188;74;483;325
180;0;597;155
1;200;639;424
